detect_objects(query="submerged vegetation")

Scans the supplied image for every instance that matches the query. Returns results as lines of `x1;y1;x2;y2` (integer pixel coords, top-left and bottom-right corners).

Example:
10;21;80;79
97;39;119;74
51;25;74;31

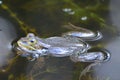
1;0;117;37
0;0;116;80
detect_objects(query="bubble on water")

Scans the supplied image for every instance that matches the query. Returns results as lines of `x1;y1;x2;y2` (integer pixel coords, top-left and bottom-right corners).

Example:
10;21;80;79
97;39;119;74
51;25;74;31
81;16;87;21
0;1;2;4
62;8;72;12
62;8;75;15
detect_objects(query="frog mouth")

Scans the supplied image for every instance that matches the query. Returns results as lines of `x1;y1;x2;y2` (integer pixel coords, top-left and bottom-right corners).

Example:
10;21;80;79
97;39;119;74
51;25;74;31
12;43;26;55
17;41;36;51
16;45;37;53
13;43;26;52
12;42;35;55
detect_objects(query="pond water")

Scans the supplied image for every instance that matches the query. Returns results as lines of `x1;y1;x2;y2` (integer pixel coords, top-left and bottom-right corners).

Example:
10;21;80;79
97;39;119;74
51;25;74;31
94;0;120;80
0;0;119;80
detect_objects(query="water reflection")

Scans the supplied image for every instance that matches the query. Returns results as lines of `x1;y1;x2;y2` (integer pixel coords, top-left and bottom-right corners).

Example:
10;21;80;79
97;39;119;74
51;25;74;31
0;17;17;69
0;1;2;4
94;0;120;79
94;38;120;80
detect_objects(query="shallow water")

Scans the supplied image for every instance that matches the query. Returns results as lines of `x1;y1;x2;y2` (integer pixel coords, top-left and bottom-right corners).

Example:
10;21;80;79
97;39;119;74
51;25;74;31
0;0;119;80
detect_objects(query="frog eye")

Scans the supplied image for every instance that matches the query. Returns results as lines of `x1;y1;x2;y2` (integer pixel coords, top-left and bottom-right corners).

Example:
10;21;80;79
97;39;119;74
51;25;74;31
30;40;34;43
29;38;37;44
27;33;35;38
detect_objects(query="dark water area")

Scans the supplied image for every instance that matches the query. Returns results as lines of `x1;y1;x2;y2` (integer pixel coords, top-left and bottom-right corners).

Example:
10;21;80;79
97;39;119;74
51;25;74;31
0;0;119;80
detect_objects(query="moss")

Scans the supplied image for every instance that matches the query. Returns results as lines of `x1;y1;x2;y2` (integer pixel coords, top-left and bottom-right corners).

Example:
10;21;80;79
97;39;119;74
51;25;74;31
8;74;27;80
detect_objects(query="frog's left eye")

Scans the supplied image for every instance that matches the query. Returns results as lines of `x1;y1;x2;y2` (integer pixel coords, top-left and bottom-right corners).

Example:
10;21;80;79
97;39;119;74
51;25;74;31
27;33;35;38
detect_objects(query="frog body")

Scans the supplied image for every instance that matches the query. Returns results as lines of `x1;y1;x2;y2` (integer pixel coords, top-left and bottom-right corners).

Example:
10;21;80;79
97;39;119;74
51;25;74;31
15;26;110;62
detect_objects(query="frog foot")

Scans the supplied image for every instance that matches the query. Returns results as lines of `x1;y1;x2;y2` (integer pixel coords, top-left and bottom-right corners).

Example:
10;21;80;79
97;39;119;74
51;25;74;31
63;31;102;41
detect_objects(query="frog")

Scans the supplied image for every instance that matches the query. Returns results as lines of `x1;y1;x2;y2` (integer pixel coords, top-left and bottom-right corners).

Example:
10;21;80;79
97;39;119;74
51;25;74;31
14;25;111;79
15;25;110;62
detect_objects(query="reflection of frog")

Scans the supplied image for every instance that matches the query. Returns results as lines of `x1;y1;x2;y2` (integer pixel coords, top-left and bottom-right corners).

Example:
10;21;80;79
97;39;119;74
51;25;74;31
15;25;110;62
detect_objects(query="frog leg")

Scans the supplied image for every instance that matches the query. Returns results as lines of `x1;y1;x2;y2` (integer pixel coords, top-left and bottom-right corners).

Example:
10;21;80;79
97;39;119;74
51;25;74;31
70;49;111;62
62;23;102;41
70;49;110;79
23;52;40;61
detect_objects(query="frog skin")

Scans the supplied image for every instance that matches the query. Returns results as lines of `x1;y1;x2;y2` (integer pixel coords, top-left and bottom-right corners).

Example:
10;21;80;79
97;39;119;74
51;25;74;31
15;27;110;62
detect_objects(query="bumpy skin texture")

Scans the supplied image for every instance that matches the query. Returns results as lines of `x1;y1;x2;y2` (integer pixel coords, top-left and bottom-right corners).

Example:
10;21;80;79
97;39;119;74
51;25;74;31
16;27;110;62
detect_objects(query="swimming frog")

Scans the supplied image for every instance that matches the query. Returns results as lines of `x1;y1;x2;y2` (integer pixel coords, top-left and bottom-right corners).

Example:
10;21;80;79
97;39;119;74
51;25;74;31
15;26;110;62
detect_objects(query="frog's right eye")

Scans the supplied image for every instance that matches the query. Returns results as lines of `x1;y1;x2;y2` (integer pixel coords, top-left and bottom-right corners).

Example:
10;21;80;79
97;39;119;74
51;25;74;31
30;39;36;43
30;40;35;43
29;38;37;45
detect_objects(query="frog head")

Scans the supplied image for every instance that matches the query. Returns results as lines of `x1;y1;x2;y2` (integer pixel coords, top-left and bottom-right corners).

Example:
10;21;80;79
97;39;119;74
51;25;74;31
17;33;40;51
16;33;46;60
